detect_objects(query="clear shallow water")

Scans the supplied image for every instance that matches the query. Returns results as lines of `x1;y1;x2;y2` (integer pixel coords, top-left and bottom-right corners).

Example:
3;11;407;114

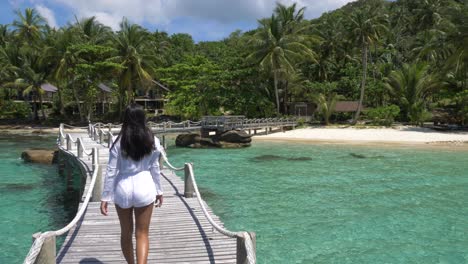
2;136;467;263
167;141;468;264
0;134;77;263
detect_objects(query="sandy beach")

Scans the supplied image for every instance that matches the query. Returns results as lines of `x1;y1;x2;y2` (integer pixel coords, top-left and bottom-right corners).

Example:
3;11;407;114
255;126;468;146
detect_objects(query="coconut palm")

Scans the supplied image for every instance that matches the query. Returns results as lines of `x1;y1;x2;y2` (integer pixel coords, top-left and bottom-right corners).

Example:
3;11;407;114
347;7;388;124
248;3;318;114
311;92;342;125
385;63;440;125
114;18;156;113
13;49;53;120
12;8;46;44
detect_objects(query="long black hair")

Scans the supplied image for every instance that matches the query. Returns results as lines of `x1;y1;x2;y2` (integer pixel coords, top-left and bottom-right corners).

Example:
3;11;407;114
112;103;154;161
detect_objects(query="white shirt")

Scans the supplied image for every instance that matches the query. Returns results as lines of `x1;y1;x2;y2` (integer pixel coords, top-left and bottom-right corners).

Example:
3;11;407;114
101;136;163;202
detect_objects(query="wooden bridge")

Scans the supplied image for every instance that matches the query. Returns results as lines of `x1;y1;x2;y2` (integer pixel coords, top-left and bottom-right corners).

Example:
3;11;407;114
23;123;256;264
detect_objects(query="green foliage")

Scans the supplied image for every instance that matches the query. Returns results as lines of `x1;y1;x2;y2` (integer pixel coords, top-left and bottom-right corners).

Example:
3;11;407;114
385;62;439;125
0;100;31;119
366;104;400;126
0;0;466;125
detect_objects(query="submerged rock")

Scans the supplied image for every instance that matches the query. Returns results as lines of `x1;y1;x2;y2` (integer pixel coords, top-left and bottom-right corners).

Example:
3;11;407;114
349;153;367;159
287;157;312;161
21;149;58;164
253;155;283;161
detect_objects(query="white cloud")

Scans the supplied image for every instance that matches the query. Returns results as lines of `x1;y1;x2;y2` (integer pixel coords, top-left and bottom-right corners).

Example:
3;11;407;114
35;4;58;28
51;0;356;29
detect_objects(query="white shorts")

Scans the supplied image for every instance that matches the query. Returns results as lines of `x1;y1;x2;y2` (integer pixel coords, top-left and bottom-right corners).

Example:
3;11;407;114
114;171;156;208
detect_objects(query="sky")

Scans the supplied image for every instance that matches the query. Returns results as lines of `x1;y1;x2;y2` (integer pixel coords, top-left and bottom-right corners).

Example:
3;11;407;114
1;0;357;42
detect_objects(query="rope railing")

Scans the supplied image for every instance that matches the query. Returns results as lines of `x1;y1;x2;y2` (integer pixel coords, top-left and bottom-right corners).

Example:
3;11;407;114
184;163;256;264
24;124;100;264
88;122;256;263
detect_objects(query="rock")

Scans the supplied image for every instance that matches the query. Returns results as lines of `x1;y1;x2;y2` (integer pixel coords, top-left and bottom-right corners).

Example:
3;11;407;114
175;134;201;147
218;130;252;143
21;149;58;164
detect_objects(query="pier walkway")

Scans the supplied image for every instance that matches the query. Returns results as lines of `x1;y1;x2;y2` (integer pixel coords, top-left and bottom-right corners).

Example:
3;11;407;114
23;123;256;264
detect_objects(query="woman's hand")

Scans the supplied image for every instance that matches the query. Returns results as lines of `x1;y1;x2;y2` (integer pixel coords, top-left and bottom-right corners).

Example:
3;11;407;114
100;201;108;216
155;195;163;207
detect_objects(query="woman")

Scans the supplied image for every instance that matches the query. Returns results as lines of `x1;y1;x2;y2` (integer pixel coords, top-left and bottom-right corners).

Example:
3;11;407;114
100;103;163;264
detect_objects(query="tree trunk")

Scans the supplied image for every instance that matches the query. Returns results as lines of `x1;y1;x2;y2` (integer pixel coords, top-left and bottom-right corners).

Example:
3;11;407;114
57;85;65;115
273;71;280;115
38;89;46;120
32;93;38;121
352;42;368;125
283;80;289;114
72;84;84;122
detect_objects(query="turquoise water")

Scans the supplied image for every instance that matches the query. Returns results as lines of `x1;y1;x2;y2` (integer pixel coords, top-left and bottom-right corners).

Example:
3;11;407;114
167;141;468;264
0;134;77;263
2;135;467;263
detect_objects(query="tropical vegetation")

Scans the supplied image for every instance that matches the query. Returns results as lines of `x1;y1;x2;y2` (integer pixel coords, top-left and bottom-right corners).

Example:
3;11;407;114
0;0;466;126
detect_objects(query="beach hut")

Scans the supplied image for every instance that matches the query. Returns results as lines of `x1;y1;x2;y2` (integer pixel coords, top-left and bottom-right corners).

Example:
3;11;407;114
334;101;361;112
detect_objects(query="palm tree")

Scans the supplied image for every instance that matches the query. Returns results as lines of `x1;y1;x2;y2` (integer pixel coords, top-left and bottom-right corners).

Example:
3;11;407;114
12;8;46;44
311;92;342;125
114;18;155;113
347;7;388;124
385;63;439;125
73;16;111;45
248;3;318;114
13;49;53;120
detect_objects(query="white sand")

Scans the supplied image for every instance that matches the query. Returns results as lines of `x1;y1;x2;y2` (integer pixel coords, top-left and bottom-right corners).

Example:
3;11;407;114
255;126;468;144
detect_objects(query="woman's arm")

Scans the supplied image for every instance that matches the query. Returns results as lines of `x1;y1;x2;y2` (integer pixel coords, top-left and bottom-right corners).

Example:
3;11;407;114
150;137;164;197
101;138;119;202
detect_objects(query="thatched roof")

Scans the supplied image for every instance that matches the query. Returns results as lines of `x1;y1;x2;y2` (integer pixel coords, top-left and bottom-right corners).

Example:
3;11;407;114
334;101;360;112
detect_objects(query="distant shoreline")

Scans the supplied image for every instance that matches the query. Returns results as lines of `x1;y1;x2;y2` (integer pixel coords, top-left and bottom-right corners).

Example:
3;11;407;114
253;126;468;150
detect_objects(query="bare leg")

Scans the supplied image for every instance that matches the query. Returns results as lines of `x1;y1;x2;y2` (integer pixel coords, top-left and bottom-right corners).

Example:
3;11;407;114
116;205;135;264
134;203;154;264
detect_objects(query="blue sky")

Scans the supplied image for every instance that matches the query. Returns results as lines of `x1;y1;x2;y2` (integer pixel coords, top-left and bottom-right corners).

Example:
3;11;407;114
1;0;356;42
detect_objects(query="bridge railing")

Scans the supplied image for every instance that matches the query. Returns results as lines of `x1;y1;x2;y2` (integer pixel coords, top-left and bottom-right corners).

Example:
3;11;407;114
89;122;257;264
23;124;100;264
89;120;202;135
158;143;257;264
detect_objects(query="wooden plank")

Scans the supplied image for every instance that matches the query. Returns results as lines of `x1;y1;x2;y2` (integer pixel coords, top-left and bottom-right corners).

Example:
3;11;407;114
57;132;237;263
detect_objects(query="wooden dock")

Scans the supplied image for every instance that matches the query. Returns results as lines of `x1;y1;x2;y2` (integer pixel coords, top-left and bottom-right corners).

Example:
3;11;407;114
23;124;256;264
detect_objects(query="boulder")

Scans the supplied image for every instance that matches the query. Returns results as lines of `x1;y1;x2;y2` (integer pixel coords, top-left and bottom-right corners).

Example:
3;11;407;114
175;134;201;147
21;149;58;164
218;130;252;143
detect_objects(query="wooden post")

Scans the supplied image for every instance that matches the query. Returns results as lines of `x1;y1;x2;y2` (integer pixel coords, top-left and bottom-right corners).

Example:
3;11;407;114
91;163;103;202
66;135;72;150
77;140;83;158
99;129;103;143
93;129;99;141
237;232;256;264
162;135;167;149
32;233;56;264
184;163;195;198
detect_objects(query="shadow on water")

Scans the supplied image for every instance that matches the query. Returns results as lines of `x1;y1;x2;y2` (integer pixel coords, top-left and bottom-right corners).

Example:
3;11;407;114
252;155;312;162
349;153;386;159
0;183;35;191
199;187;218;200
